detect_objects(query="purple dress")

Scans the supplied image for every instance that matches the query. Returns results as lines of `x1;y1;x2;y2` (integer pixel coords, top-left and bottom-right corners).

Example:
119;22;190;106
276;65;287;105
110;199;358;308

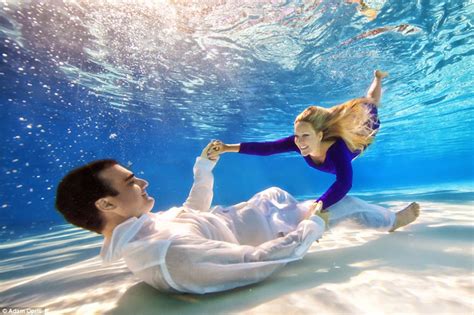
238;104;380;210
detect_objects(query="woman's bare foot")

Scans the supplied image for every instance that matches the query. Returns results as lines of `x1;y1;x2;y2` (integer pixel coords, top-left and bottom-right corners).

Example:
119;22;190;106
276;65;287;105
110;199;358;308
389;202;420;232
375;70;389;79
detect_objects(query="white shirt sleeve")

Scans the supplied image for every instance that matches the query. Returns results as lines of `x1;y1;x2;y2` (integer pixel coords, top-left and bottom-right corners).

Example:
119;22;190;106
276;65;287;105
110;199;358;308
182;157;216;212
163;216;324;294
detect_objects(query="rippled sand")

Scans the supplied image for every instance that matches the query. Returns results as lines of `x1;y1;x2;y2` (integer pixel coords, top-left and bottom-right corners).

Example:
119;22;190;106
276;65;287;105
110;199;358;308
1;191;473;315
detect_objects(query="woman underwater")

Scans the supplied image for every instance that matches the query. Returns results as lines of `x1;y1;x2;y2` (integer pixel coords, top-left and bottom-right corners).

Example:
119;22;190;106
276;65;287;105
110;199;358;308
208;70;420;231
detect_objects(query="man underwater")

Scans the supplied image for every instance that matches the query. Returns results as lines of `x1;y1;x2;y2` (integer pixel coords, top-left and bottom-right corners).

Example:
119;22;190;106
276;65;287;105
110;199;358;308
56;142;417;294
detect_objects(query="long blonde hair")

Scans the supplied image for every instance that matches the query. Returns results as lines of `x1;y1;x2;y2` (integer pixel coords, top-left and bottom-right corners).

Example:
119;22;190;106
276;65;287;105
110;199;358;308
294;97;377;153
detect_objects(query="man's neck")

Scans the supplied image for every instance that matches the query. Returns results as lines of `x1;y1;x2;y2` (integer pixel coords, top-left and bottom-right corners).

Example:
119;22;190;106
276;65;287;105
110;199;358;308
102;226;114;240
101;216;130;240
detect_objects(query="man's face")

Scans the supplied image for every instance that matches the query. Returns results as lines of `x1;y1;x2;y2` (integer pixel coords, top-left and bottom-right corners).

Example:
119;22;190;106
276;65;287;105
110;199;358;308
98;164;155;219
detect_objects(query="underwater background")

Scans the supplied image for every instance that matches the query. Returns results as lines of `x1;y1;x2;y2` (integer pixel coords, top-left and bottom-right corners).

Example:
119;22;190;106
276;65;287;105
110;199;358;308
1;0;473;241
1;1;474;314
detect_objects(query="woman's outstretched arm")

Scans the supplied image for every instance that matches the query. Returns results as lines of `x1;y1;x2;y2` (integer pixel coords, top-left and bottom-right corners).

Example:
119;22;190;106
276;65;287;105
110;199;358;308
207;136;298;160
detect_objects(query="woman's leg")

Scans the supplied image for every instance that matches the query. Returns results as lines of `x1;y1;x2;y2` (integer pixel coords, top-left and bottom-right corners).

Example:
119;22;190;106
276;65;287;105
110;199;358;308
366;70;388;106
389;202;421;232
327;196;396;231
327;196;420;232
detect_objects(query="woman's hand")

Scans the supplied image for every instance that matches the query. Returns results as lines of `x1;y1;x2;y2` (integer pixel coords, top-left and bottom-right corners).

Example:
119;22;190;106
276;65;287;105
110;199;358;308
201;141;220;162
207;140;227;160
308;201;323;216
316;211;329;228
306;201;329;227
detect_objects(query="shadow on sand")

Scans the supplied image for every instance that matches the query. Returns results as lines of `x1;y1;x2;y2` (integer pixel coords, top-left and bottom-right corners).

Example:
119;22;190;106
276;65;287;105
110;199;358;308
107;221;472;315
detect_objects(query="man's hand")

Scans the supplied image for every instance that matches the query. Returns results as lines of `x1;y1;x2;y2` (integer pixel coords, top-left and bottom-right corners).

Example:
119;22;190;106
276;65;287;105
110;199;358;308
201;141;220;162
306;201;329;227
206;140;225;161
316;211;329;228
307;201;323;218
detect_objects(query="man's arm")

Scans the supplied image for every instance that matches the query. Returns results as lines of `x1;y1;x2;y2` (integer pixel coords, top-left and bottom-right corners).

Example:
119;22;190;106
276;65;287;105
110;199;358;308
182;143;218;212
164;215;325;294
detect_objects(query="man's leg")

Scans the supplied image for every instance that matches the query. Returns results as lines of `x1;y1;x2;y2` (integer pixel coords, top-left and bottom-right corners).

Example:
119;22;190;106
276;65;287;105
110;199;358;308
247;187;317;239
248;186;298;206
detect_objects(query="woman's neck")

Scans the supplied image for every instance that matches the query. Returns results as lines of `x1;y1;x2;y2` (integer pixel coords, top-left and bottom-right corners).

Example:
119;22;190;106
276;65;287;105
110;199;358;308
310;140;335;163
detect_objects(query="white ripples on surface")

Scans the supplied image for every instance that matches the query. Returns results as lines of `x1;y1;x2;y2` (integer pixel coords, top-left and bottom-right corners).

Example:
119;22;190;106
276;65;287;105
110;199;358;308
2;0;473;149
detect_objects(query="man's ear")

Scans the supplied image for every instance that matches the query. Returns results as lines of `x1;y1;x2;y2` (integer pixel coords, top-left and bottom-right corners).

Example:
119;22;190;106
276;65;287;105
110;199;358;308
95;198;116;212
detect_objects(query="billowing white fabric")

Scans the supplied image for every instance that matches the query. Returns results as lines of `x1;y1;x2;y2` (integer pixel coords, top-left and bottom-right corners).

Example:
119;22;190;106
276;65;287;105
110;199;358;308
100;157;396;294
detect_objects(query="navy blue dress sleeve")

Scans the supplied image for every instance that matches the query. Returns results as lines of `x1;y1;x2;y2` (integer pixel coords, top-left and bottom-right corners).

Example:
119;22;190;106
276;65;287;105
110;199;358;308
239;136;299;156
317;140;353;210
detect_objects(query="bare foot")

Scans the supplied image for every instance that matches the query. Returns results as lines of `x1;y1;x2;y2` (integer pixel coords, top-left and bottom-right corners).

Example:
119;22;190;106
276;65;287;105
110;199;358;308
375;70;389;79
389;202;420;232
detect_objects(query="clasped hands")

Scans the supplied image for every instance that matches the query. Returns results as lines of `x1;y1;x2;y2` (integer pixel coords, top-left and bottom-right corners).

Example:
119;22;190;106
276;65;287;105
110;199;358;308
201;140;225;162
308;201;329;227
201;140;329;226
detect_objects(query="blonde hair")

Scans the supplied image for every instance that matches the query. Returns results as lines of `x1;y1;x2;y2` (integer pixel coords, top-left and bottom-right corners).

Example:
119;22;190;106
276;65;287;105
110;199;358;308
294;98;377;153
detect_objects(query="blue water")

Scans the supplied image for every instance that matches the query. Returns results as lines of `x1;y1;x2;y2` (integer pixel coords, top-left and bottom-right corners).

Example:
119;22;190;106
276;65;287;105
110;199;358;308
0;0;473;241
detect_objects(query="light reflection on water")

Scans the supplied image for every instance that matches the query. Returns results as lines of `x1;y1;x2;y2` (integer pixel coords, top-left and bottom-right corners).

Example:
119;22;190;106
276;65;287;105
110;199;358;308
2;0;472;141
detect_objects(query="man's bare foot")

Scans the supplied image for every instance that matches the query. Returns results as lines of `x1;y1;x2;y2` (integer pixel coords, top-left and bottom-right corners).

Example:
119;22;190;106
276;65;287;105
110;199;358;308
375;70;389;79
389;202;420;232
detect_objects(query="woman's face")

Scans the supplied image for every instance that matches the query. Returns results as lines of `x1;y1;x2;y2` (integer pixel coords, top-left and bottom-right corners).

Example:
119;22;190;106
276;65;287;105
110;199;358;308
294;121;323;156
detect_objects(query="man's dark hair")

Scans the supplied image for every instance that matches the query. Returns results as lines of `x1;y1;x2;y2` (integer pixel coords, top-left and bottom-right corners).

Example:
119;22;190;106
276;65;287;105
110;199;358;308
55;159;119;234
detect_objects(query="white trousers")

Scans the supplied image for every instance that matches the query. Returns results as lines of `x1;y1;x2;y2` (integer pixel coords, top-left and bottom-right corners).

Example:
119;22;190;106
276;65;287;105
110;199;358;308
218;187;396;246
